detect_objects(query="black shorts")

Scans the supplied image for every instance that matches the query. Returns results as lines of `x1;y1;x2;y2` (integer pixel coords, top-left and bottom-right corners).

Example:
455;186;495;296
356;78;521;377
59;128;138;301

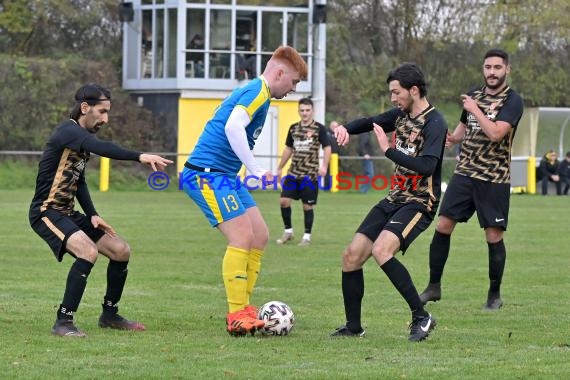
280;176;319;205
30;209;105;262
356;199;433;253
439;174;510;230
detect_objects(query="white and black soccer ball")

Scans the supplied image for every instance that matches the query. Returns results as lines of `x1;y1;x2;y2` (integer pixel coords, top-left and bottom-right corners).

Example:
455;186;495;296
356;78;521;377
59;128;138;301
257;300;295;336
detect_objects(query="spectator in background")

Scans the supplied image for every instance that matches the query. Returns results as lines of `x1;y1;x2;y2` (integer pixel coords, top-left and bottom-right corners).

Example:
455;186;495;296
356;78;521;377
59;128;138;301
187;34;205;77
357;132;375;193
559;151;570;195
538;150;561;195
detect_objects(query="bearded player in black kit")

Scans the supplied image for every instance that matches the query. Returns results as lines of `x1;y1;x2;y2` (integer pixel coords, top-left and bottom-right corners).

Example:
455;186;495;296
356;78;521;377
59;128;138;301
29;83;172;337
419;49;524;310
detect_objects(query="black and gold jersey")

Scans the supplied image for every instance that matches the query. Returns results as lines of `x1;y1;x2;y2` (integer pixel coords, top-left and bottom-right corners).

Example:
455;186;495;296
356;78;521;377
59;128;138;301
285;120;330;179
30;120;93;220
29;120;141;223
344;106;447;214
455;86;524;183
385;107;447;212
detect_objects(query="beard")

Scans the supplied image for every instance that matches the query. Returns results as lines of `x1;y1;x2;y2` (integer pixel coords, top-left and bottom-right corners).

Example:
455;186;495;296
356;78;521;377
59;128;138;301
398;97;414;114
485;73;507;90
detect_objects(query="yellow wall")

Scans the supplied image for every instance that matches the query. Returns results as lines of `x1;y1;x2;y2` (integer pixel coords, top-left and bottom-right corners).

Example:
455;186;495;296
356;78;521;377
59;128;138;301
273;98;300;156
177;98;220;173
177;97;301;173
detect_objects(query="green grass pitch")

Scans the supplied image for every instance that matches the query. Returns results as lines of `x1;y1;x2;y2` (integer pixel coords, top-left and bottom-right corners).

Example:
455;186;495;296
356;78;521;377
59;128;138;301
1;189;569;379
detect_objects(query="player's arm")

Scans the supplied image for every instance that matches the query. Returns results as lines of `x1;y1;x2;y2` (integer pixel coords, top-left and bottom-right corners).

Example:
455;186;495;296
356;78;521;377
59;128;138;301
334;108;400;146
320;145;332;177
224;106;270;178
447;122;466;147
76;172;97;217
374;118;447;176
81;136;172;171
276;125;294;177
345;108;399;134
75;172;116;236
461;94;512;142
318;124;332;176
276;147;293;178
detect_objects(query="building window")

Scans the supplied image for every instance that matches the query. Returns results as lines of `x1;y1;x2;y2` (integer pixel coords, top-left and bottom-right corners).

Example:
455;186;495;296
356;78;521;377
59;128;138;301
186;9;206;78
210;9;232;79
129;1;311;86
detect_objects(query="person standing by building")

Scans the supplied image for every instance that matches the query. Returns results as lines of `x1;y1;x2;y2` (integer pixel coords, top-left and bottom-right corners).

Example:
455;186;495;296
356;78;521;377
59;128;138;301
29;83;173;337
181;46;307;336
419;49;524;310
330;62;447;342
275;97;331;246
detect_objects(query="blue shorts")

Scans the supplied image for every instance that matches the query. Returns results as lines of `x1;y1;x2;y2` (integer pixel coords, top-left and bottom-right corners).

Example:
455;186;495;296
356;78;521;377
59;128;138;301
181;168;256;227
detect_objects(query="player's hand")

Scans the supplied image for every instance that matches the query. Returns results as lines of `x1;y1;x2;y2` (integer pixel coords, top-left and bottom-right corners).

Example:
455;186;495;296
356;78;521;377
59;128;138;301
275;168;283;182
373;123;389;152
460;94;478;114
139;154;174;171
91;215;116;237
445;132;456;148
334;125;350;146
318;165;327;177
262;171;275;182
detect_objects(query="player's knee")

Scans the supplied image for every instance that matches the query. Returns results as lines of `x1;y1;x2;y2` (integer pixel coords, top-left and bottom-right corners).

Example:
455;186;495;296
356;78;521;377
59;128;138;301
230;230;256;249
436;217;455;234
485;228;503;243
110;240;131;261
279;198;291;208
80;243;99;263
255;226;269;248
341;246;364;270
371;246;393;266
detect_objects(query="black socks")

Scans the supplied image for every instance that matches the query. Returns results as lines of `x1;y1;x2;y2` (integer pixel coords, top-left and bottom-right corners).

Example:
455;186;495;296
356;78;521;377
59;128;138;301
281;206;292;229
429;231;451;284
58;258;94;320
488;240;506;292
303;209;314;234
103;260;129;315
342;269;364;332
381;257;426;318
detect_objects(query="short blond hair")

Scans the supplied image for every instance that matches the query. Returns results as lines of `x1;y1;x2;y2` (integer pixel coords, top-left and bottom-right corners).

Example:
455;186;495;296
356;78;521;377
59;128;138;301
271;46;308;80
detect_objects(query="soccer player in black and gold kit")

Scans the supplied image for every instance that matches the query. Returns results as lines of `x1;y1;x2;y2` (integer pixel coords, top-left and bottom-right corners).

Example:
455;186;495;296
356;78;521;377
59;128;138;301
276;97;331;246
419;49;524;310
331;63;447;342
29;84;172;337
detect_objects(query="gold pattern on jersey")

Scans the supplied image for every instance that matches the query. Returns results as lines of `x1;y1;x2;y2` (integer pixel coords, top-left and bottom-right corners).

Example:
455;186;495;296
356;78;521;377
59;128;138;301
387;106;437;211
455;86;513;183
287;120;324;180
41;148;89;214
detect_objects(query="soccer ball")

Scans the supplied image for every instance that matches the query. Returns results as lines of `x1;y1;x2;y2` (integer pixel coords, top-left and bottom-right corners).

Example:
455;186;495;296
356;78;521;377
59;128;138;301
257;301;295;336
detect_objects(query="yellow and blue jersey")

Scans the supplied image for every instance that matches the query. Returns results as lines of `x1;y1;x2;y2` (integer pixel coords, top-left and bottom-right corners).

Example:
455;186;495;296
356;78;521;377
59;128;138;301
188;76;271;174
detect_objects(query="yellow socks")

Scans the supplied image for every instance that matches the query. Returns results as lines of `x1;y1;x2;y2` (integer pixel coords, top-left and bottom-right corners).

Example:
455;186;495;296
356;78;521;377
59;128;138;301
246;248;264;305
222;246;249;313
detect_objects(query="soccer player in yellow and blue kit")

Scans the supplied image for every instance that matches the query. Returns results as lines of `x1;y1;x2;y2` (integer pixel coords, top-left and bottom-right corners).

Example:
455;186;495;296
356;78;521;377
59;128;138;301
182;46;308;336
